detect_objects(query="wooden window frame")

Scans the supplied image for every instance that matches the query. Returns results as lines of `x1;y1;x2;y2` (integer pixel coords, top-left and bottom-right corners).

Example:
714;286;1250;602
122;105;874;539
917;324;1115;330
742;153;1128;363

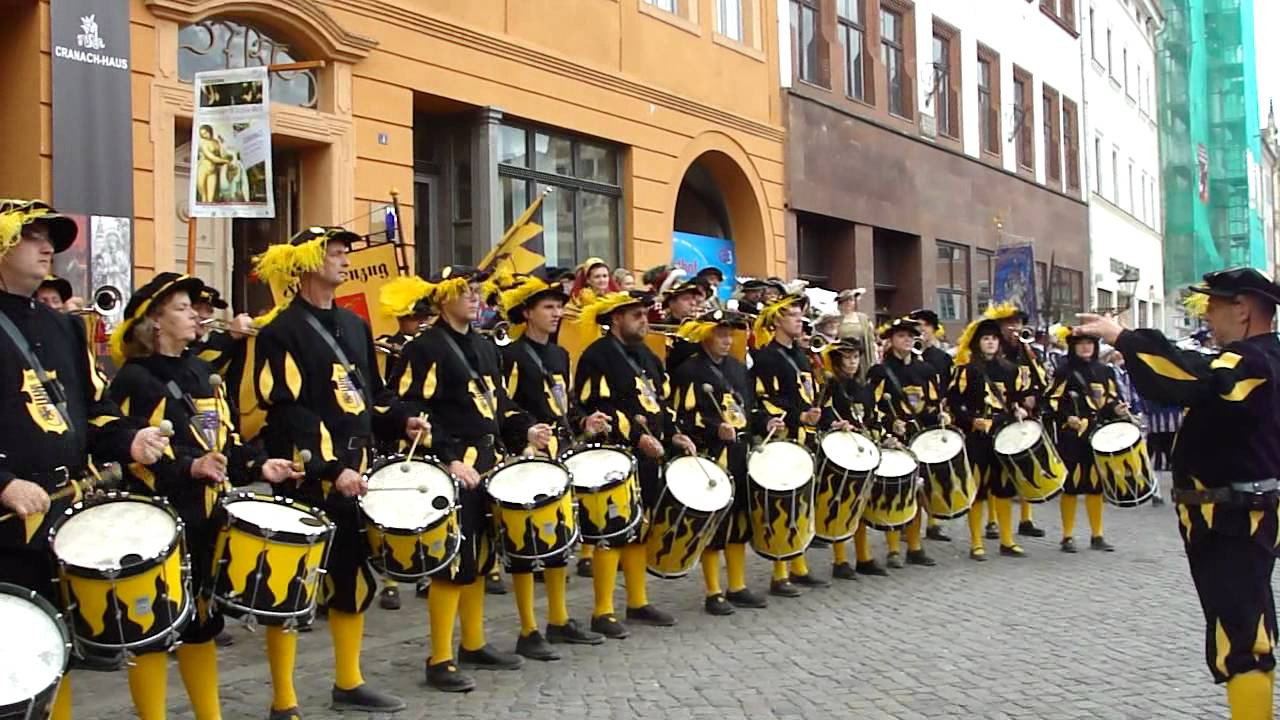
1042;84;1062;188
838;0;870;103
931;19;962;142
1013;65;1035;174
1063;97;1081;192
977;44;1001;160
791;0;829;88
879;2;912;120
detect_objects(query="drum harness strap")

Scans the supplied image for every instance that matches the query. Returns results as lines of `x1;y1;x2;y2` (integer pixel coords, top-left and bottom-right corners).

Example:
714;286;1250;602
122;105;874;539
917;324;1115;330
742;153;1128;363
438;329;504;455
0;311;75;443
1173;479;1279;506
301;312;373;455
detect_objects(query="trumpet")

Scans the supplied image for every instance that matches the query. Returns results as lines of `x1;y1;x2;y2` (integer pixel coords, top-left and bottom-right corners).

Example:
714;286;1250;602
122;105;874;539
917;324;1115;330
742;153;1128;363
911;337;925;355
1017;328;1035;344
374;340;402;356
199;317;259;336
809;333;835;352
479;321;513;347
71;285;123;317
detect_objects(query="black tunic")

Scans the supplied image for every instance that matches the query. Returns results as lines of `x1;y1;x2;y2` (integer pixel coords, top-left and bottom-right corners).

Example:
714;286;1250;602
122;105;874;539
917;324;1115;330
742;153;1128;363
1046;355;1121;492
501;334;582;458
751;340;820;446
868;353;943;442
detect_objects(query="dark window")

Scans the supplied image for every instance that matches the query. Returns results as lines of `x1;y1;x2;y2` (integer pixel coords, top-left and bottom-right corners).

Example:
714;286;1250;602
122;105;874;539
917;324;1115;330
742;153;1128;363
1014;68;1034;170
977;50;1000;155
932;33;952;136
1063;98;1081;190
791;0;821;85
838;0;866;101
881;8;907;117
1043;87;1061;183
1049;267;1085;322
975;249;995;312
935;241;970;322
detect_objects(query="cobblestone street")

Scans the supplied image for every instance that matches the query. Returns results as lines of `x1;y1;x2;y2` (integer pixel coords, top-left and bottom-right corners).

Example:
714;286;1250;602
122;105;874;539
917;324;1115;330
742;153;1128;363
76;492;1234;719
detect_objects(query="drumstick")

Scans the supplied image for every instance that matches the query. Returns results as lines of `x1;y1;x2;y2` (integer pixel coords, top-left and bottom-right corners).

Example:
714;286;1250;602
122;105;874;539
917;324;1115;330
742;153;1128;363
158;419;174;437
701;383;741;444
634;415;665;458
208;374;225;453
366;485;432;493
292;449;313;474
403;412;429;467
0;464;119;523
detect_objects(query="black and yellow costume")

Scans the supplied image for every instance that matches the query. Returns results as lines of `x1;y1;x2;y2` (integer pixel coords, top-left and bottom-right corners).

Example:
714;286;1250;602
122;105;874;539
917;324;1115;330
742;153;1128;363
949;317;1020;559
1047;332;1122;551
988;302;1050;536
1115;268;1280;717
0;200;135;720
670;310;765;614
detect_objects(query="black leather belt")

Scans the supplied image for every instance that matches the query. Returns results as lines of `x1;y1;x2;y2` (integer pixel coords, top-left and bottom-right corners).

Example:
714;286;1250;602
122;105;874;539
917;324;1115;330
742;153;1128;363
1174;479;1279;505
345;436;370;451
459;434;496;449
26;466;75;490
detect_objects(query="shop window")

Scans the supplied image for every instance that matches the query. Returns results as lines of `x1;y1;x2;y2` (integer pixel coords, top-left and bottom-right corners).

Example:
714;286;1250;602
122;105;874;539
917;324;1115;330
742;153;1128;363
178;19;317;108
936;241;969;323
498;123;622;270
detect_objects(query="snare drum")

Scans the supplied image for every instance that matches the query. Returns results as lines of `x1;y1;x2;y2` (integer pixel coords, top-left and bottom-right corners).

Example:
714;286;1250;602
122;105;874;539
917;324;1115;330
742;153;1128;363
993;419;1067;503
1089;420;1155;507
49;493;191;652
910;427;976;519
486;457;578;567
562;445;642;546
863;449;919;531
814;431;881;542
0;583;71;720
746;440;816;561
211;494;332;622
362;456;460;581
646;456;733;578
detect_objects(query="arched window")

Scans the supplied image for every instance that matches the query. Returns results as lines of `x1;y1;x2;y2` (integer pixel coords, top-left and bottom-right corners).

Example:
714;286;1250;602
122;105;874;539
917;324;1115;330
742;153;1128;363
178;19;317;108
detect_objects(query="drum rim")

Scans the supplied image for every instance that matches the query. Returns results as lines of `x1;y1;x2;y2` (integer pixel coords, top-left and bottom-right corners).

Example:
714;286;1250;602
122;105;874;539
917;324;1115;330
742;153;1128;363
223;492;334;545
660;454;734;511
485;456;572;510
818;429;882;472
1087;420;1145;457
748;439;817;490
561;443;636;491
361;456;459;533
49;492;185;579
369;524;463;582
0;581;72;703
992;419;1047;457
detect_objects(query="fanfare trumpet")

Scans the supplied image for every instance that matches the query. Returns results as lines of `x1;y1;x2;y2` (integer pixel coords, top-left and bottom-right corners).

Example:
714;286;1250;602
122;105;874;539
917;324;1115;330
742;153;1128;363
479;321;514;347
199;317;260;336
71;285;123;317
1017;328;1035;344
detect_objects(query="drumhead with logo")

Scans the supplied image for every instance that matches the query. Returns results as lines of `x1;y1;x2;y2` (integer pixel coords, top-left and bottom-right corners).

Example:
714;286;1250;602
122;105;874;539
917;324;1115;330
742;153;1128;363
564;446;634;490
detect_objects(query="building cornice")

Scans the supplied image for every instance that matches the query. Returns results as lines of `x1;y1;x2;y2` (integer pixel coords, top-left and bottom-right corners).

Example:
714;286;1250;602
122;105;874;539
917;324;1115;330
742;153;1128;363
146;0;378;64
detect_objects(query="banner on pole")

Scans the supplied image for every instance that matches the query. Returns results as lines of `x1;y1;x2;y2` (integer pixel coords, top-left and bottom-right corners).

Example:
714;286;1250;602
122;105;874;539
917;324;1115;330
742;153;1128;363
993;242;1038;322
189;67;275;218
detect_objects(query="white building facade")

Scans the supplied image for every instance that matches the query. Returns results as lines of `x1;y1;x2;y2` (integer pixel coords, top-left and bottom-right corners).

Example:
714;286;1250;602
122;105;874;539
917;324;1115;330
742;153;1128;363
1080;0;1165;329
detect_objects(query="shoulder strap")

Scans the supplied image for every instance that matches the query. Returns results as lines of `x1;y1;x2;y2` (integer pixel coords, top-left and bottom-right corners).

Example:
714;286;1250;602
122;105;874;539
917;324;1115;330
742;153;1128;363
0;311;75;440
301;311;367;402
438;329;498;417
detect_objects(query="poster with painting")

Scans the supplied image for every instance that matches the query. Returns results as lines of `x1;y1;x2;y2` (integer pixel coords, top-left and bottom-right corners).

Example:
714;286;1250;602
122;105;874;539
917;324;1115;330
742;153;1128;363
993;242;1037;322
188;66;274;218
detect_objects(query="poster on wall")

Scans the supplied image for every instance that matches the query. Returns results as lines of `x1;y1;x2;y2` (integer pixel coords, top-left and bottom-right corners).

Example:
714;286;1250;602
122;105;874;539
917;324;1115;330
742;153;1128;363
993;243;1038;322
671;231;736;301
188;66;275;219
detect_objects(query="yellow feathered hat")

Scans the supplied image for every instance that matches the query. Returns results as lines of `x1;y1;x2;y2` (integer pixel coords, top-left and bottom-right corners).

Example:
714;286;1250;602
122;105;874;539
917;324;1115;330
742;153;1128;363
578;290;653;326
499;274;570;325
252;226;359;290
1182;291;1209;319
752;293;805;347
876;316;922;340
819;337;864;374
379;276;435;320
677;309;749;344
0;199;78;256
953;317;1003;367
983;301;1030;323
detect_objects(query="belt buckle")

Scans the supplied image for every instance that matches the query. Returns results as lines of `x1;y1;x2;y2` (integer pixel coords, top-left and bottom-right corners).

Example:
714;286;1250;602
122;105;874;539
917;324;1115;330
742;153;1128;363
346;437;366;451
52;465;70;489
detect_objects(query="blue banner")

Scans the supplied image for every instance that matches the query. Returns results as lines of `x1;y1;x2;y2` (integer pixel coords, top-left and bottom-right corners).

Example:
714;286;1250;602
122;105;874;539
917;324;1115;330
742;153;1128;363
993;244;1038;322
671;231;736;301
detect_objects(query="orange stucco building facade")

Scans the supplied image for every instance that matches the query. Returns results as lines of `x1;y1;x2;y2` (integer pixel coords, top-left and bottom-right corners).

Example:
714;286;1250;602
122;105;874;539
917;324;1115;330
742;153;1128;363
0;0;787;310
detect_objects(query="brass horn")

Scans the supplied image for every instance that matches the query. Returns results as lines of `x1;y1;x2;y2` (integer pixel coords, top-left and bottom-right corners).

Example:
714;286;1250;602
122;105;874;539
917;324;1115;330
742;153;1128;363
72;285;123;317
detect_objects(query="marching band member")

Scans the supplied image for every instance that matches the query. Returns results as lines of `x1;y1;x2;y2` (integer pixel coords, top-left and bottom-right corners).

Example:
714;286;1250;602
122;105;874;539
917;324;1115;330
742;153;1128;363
35;275;72;312
190;286;254;426
751;294;828;594
1047;327;1122;553
575;291;696;636
496;272;607;657
106;273;303;720
867;317;940;568
671;309;773;614
987;303;1049;540
949;317;1027;561
816;338;879;579
1076;268;1280;720
0;199;169;720
659;280;707;326
389;266;547;691
252;226;425;715
694;267;725;311
734;278;769;316
908;308;953;543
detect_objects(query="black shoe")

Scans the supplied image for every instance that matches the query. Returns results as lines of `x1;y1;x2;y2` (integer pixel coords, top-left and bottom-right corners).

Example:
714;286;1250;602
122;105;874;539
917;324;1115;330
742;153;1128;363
1090;536;1116;552
576;557;593;578
832;562;858;580
546;619;605;645
725;588;768;608
984;522;999;540
515;631;560;662
458;644;524;670
485;572;507;595
926;525;952;542
1060;538;1078;553
999;544;1026;558
626;604;676;626
534;569;545;584
331;684;407;712
590;613;630;639
969;547;987;562
855;560;889;577
885;552;905;569
215;630;235;647
769;579;802;597
704;593;736;616
267;706;302;720
416;579;430;598
1018;520;1046;538
425;660;475;693
790;572;830;588
1151;496;1166;507
906;549;936;567
379;586;401;611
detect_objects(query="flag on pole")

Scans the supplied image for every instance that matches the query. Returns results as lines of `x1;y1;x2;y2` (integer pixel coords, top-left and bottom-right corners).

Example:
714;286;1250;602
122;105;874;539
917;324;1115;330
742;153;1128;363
478;188;550;275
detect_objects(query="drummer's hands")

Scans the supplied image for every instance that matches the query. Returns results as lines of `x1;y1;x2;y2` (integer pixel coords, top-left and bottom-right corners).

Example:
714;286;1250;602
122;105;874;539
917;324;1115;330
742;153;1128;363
672;434;697;456
1022;396;1037;411
831;420;853;431
335;467;368;497
261;458;304;485
766;417;786;434
131;426;171;465
1074;313;1124;345
637;434;665;459
191;452;228;485
404;416;432;441
972;418;993;433
449;461;482;490
527;423;554;451
1066;416;1084;431
1;479;50;518
717;422;738;442
583;412;611;436
800;408;822;427
1013;406;1029;421
892;419;907;436
939;411;952;427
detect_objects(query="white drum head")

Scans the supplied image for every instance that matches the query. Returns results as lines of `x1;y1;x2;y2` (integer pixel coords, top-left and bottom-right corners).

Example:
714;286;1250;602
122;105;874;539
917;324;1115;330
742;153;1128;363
821;431;881;472
565;448;633;490
227;497;328;537
910;428;965;464
364;461;455;530
665;456;733;512
749;441;815;491
876;448;918;478
488;461;570;504
0;593;66;705
1091;421;1142;453
54;499;175;571
994;420;1044;456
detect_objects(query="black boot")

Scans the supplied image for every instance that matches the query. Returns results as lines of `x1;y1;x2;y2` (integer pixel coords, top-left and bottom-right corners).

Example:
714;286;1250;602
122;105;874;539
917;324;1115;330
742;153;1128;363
1060;537;1078;553
906;549;936;567
1090;536;1116;552
457;644;524;670
704;593;736;616
999;544;1027;558
590;613;631;639
831;562;858;580
576;557;593;578
885;551;905;569
725;588;768;608
1017;520;1046;538
331;685;407;712
790;572;830;588
425;660;475;693
515;631;560;661
546;619;605;645
984;521;999;540
769;579;802;597
485;572;507;595
267;707;302;720
625;604;676;626
925;525;951;542
378;585;400;611
855;560;889;577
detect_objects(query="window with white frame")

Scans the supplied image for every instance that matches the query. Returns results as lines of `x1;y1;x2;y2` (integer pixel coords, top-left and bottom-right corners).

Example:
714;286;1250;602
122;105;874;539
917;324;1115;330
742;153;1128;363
715;0;744;42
